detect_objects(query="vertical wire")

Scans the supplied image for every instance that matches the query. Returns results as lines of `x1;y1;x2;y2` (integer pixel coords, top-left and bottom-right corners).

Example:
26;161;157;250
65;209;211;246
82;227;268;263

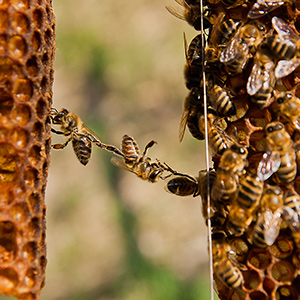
199;1;214;300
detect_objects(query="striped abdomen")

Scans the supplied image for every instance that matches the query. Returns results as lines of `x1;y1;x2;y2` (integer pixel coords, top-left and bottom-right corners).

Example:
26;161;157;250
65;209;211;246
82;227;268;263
122;135;140;165
266;36;296;59
72;137;92;166
277;151;297;184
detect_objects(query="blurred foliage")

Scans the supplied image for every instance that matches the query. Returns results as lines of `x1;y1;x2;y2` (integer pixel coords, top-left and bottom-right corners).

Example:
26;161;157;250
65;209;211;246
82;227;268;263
45;0;211;299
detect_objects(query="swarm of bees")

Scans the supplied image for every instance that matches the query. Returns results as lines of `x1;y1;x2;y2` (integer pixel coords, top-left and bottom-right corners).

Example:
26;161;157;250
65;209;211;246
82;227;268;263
50;0;300;299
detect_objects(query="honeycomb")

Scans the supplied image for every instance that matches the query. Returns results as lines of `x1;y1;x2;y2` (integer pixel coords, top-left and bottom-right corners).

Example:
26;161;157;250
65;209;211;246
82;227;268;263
167;0;300;299
0;0;55;299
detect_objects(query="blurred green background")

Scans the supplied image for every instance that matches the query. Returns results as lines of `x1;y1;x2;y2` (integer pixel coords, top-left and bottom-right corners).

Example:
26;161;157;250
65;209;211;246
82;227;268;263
43;0;213;299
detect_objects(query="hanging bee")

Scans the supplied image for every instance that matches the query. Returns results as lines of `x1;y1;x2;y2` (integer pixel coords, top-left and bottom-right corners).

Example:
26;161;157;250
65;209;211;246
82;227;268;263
50;108;124;165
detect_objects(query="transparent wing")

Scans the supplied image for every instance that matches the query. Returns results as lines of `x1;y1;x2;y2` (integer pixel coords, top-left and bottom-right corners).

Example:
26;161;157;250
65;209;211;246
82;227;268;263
110;156;131;172
248;0;285;19
165;6;185;21
247;61;263;95
179;110;189;142
263;208;282;246
257;150;281;181
275;58;300;79
272;16;300;41
220;37;240;63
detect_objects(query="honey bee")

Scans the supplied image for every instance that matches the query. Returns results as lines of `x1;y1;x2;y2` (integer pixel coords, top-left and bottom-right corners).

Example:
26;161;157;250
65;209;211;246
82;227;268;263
111;135;166;182
273;90;300;131
211;144;248;205
166;0;211;31
207;83;236;116
267;17;300;79
199;111;234;156
282;189;300;248
184;33;205;90
208;13;242;50
212;231;244;289
248;0;295;19
50;108;123;166
265;121;297;184
179;87;205;142
220;22;266;74
246;45;276;109
251;186;283;248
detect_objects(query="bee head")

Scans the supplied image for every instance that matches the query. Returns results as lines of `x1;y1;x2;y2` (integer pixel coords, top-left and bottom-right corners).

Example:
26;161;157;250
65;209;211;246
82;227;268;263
51;108;69;124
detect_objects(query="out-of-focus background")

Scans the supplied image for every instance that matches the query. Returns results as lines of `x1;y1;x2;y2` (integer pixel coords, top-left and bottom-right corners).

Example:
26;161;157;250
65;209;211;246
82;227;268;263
42;0;212;299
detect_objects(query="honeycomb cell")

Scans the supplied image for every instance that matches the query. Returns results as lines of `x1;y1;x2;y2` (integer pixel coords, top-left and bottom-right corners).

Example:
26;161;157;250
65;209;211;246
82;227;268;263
0;34;7;55
242;269;261;291
28;193;41;215
11;0;29;10
22;242;37;263
27;217;41;240
263;277;275;295
228;238;248;264
31;31;41;52
11;202;30;223
270;236;294;259
0;268;19;292
0;221;16;254
24;167;38;188
249;130;266;152
32;8;44;29
25;56;39;77
28;145;42;167
44;28;53;46
249;291;267;300
13;78;33;102
42;162;48;180
292;249;300;269
11;104;31;126
40;76;48;94
35;97;47;120
8;35;27;59
32;121;43;141
42;52;49;67
25;268;36;288
248;249;272;270
0;143;18;183
248;108;272;128
12;12;30;34
0;10;9;32
275;285;298;300
9;127;29;149
0;98;14;116
0;189;14;207
271;261;295;283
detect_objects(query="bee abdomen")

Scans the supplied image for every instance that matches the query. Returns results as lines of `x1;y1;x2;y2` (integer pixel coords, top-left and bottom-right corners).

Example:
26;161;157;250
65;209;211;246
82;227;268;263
122;135;139;164
209;129;228;155
266;36;296;59
72;139;92;166
251;220;267;248
277;152;297;184
210;86;236;116
217;19;241;46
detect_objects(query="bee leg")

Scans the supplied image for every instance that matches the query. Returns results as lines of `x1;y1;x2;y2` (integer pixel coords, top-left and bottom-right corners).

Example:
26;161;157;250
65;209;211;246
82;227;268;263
142;140;157;156
51;128;65;135
52;136;72;150
103;144;124;157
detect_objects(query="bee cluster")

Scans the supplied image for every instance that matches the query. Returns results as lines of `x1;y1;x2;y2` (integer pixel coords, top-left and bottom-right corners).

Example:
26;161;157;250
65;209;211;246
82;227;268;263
165;0;300;299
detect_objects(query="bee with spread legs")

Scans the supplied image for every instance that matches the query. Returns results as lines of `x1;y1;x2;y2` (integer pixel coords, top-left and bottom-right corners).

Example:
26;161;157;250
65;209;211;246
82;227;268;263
273;90;300;131
264;121;297;184
220;22;266;74
246;44;276;109
111;135;168;182
250;186;283;248
50;108;124;166
248;0;296;19
211;144;248;206
212;230;244;289
266;17;300;79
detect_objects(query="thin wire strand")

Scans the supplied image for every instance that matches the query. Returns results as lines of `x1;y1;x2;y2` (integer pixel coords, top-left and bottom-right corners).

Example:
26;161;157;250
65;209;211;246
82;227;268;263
199;1;214;299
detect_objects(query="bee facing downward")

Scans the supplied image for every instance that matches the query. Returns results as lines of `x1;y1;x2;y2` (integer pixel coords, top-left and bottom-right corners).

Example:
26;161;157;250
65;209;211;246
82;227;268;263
50;108;124;166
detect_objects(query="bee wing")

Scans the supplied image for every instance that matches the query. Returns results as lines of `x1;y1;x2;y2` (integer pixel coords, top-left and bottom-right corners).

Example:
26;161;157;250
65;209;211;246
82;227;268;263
220;37;240;63
263;208;282;246
110;156;131;172
179;109;189;142
248;0;285;19
282;206;300;232
257;150;281;181
247;60;263;96
165;6;185;21
80;123;103;144
272;16;300;41
275;58;300;79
